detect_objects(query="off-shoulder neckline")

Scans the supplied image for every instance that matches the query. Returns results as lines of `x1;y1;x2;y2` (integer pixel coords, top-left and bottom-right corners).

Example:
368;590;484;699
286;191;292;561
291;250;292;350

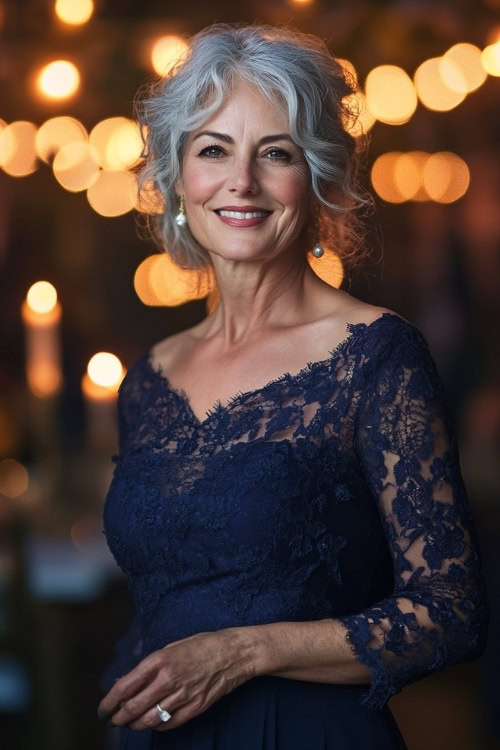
142;311;403;427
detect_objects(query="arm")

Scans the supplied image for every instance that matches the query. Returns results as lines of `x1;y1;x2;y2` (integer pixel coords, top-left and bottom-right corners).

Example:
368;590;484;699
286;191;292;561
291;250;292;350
241;320;489;708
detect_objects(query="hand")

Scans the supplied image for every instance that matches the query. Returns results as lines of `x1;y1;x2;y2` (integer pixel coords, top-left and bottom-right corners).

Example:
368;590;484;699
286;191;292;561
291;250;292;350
98;626;257;731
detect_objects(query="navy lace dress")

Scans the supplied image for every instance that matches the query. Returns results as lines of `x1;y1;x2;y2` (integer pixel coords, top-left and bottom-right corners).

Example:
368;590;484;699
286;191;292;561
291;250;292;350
102;312;488;749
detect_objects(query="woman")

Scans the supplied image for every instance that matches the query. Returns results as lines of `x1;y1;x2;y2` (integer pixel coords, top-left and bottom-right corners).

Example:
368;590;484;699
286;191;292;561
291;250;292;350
99;23;488;749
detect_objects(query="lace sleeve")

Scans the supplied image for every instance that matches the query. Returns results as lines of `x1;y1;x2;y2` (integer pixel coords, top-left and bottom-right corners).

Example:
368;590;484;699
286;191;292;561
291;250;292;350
338;318;489;709
111;363;141;462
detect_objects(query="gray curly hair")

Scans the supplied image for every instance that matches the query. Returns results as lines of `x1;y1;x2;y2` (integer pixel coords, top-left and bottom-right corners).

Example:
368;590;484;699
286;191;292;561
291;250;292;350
133;23;372;270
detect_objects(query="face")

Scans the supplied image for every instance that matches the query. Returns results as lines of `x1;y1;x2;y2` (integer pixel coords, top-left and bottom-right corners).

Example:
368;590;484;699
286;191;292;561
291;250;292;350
176;78;312;264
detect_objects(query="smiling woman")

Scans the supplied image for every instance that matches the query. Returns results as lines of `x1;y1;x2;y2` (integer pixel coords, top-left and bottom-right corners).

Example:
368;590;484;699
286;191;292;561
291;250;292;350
133;23;371;272
99;22;488;750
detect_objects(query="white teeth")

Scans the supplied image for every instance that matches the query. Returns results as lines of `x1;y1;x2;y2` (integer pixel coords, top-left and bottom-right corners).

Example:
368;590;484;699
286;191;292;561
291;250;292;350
218;210;269;219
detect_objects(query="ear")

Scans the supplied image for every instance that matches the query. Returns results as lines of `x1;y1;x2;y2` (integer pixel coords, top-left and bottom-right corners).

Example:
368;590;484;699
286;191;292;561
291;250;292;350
175;177;184;196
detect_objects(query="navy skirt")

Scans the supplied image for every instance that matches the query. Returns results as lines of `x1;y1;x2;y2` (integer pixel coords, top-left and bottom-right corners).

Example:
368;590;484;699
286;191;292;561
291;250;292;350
106;675;407;749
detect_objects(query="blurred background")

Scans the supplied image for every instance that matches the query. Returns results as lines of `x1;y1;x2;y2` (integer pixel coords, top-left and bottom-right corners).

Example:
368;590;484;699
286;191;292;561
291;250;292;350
0;0;499;748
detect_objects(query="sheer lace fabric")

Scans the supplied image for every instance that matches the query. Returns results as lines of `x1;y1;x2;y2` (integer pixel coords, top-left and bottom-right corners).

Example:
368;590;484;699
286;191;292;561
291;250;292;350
103;312;488;709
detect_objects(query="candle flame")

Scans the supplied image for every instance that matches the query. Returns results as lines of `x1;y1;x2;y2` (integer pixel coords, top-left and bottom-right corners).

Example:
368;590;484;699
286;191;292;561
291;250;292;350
87;352;124;388
26;281;58;314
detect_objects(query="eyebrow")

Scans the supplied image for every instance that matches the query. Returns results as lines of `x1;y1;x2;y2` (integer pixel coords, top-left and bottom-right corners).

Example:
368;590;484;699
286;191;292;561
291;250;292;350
192;130;295;146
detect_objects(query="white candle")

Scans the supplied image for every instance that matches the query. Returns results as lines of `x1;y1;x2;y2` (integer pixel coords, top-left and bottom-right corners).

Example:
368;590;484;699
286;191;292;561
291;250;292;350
21;281;62;398
81;352;125;454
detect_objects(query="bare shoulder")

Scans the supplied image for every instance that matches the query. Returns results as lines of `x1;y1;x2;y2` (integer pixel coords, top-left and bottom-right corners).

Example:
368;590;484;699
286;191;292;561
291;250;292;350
149;317;210;369
326;289;402;329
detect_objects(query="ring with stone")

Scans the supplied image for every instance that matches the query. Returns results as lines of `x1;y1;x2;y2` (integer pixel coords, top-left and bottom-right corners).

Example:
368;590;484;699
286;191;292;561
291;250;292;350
156;703;171;722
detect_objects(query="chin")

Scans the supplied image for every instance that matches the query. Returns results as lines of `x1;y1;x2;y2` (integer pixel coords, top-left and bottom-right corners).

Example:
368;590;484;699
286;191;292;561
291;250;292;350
207;241;275;262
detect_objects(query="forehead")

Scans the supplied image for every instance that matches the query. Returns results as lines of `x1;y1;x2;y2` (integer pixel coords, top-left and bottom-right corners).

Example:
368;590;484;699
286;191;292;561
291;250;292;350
191;78;289;138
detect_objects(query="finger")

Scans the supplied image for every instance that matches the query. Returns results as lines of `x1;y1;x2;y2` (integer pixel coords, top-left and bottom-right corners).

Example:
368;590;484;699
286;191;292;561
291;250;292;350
106;677;174;727
128;697;194;732
127;701;172;731
98;664;152;717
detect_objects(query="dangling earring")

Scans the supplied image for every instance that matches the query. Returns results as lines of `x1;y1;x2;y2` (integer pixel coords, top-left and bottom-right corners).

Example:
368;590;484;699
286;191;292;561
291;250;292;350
175;194;187;227
311;205;324;257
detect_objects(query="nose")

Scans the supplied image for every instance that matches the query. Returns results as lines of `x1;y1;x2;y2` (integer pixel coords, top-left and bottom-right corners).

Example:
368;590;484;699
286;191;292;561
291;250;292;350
227;156;259;195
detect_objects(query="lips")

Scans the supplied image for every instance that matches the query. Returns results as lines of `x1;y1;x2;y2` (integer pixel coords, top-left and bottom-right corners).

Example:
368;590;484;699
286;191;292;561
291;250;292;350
214;205;272;228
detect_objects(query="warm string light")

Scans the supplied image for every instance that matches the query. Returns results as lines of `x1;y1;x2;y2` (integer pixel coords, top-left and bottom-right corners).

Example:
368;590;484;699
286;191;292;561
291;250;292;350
365;65;417;125
481;42;500;76
35;60;81;101
86;169;137;216
150;36;188;76
54;0;94;26
0;121;38;176
134;254;215;307
371;151;470;204
36;116;88;163
53;141;100;192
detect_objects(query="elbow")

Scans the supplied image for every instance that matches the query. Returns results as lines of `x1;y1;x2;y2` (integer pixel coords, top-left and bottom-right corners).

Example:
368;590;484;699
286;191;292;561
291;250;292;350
449;597;490;666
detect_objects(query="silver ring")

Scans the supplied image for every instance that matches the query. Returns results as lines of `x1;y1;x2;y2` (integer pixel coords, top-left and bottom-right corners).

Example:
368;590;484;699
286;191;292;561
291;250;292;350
156;703;171;723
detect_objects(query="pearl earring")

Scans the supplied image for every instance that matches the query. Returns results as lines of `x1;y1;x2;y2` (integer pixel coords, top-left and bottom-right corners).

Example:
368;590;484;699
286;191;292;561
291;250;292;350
175;194;187;227
311;207;324;258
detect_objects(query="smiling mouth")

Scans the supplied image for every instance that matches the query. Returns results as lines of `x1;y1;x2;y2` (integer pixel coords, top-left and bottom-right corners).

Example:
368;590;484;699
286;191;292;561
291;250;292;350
215;209;272;219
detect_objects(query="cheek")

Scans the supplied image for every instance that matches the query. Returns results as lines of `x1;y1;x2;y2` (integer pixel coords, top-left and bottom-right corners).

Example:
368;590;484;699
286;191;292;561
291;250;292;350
182;164;221;205
269;169;310;210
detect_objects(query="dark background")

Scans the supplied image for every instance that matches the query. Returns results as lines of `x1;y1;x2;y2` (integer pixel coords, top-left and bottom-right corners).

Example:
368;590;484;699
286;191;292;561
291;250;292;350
0;1;499;748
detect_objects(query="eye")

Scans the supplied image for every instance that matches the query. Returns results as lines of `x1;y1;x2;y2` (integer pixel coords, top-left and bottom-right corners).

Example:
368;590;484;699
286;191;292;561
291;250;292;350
198;144;225;158
264;148;291;162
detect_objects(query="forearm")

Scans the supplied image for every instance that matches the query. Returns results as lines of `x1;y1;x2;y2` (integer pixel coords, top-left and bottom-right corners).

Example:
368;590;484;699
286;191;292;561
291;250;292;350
241;618;372;684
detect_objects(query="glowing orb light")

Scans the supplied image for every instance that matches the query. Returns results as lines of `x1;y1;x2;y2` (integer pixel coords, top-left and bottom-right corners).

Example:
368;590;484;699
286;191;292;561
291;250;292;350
365;65;417;125
87;352;124;388
414;57;466;111
27;281;58;314
0;121;38;176
151;35;188;76
55;0;94;26
36;116;88;163
36;60;80;100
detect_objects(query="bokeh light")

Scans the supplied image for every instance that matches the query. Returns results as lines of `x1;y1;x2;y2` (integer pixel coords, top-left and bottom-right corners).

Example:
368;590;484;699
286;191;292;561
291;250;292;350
308;250;344;288
487;25;500;45
36;116;88;163
338;58;358;84
371;152;406;203
134;254;215;307
438;57;468;95
481;42;500;76
393;151;429;201
105;119;143;170
36;60;80;100
414;57;466;111
55;0;94;26
422;152;470;203
342;91;376;137
0;121;38;176
53;142;100;192
87;352;124;388
151;35;188;76
443;43;487;93
89;117;141;169
365;65;418;125
371;150;470;204
0;459;29;499
26;281;58;314
86;169;137;216
135;180;165;214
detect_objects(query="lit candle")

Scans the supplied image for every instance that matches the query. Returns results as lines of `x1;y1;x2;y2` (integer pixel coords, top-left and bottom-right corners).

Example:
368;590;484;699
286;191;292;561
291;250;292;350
81;352;125;454
21;281;62;398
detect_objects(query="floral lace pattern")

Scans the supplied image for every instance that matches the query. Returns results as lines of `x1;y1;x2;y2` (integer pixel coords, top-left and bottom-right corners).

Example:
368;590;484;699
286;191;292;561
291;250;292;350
103;312;488;709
